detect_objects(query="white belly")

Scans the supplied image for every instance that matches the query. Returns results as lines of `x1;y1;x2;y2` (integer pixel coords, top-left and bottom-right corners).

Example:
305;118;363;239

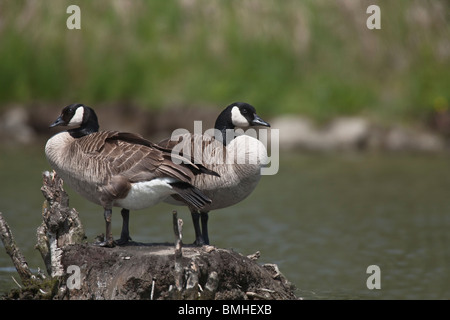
115;178;176;210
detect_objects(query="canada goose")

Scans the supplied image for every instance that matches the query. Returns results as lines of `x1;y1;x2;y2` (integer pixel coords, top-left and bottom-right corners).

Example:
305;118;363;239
45;103;217;247
158;102;270;245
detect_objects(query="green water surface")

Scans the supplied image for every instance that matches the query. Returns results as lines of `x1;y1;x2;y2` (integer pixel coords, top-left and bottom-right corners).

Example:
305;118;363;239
1;147;449;299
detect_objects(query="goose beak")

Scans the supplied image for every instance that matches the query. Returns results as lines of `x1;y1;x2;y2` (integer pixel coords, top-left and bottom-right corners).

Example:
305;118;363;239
251;114;270;127
49;116;65;128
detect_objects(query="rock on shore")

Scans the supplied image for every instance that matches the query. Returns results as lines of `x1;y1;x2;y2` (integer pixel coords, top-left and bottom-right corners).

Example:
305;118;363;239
271;115;447;153
0;104;447;153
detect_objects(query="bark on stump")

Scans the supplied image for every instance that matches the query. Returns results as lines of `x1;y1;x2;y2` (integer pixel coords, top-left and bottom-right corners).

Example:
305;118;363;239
1;171;298;300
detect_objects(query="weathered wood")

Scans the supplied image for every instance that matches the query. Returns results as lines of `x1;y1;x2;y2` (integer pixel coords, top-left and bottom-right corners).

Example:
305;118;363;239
0;212;33;284
172;210;184;293
2;171;299;300
56;242;298;300
36;171;86;277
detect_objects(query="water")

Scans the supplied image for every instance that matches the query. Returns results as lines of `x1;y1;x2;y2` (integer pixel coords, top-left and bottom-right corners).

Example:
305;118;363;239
1;146;449;299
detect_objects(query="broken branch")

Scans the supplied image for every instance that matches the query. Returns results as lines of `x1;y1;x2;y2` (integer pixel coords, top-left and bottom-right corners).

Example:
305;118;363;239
0;212;33;284
172;210;184;291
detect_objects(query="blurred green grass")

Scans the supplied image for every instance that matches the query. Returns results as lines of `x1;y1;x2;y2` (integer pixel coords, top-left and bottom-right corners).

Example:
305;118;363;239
0;0;449;122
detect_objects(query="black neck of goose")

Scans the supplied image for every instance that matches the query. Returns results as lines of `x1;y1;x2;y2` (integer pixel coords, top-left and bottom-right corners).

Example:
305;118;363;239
68;117;99;138
214;114;235;146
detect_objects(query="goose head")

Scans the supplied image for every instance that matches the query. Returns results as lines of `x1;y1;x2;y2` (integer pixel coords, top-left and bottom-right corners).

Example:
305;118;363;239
50;103;100;138
214;102;270;145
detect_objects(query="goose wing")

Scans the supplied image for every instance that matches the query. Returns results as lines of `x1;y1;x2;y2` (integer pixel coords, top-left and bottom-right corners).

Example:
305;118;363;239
76;131;197;184
158;133;227;167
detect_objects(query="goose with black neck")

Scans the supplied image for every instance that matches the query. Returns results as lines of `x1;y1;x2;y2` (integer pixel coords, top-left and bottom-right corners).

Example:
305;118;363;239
45;103;216;247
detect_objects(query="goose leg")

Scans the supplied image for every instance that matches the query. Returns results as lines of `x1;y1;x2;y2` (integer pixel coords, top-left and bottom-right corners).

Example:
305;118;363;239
98;209;115;247
116;208;132;245
200;211;210;245
191;210;205;246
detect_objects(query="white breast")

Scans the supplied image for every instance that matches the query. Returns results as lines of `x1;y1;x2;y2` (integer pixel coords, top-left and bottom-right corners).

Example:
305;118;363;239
115;178;176;210
226;134;269;167
45;131;104;205
164;133;268;211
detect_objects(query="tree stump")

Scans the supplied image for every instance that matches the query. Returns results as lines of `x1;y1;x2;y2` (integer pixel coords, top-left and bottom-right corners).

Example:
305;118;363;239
1;171;298;300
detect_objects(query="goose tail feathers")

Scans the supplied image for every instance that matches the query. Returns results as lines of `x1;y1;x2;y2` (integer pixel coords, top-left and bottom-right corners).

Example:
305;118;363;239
170;182;212;210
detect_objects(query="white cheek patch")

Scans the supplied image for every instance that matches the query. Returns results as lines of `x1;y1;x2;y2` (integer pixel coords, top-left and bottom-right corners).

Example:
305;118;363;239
231;106;250;127
67;107;85;127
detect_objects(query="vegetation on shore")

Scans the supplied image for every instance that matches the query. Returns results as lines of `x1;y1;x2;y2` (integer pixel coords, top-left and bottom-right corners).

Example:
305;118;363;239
0;1;448;123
